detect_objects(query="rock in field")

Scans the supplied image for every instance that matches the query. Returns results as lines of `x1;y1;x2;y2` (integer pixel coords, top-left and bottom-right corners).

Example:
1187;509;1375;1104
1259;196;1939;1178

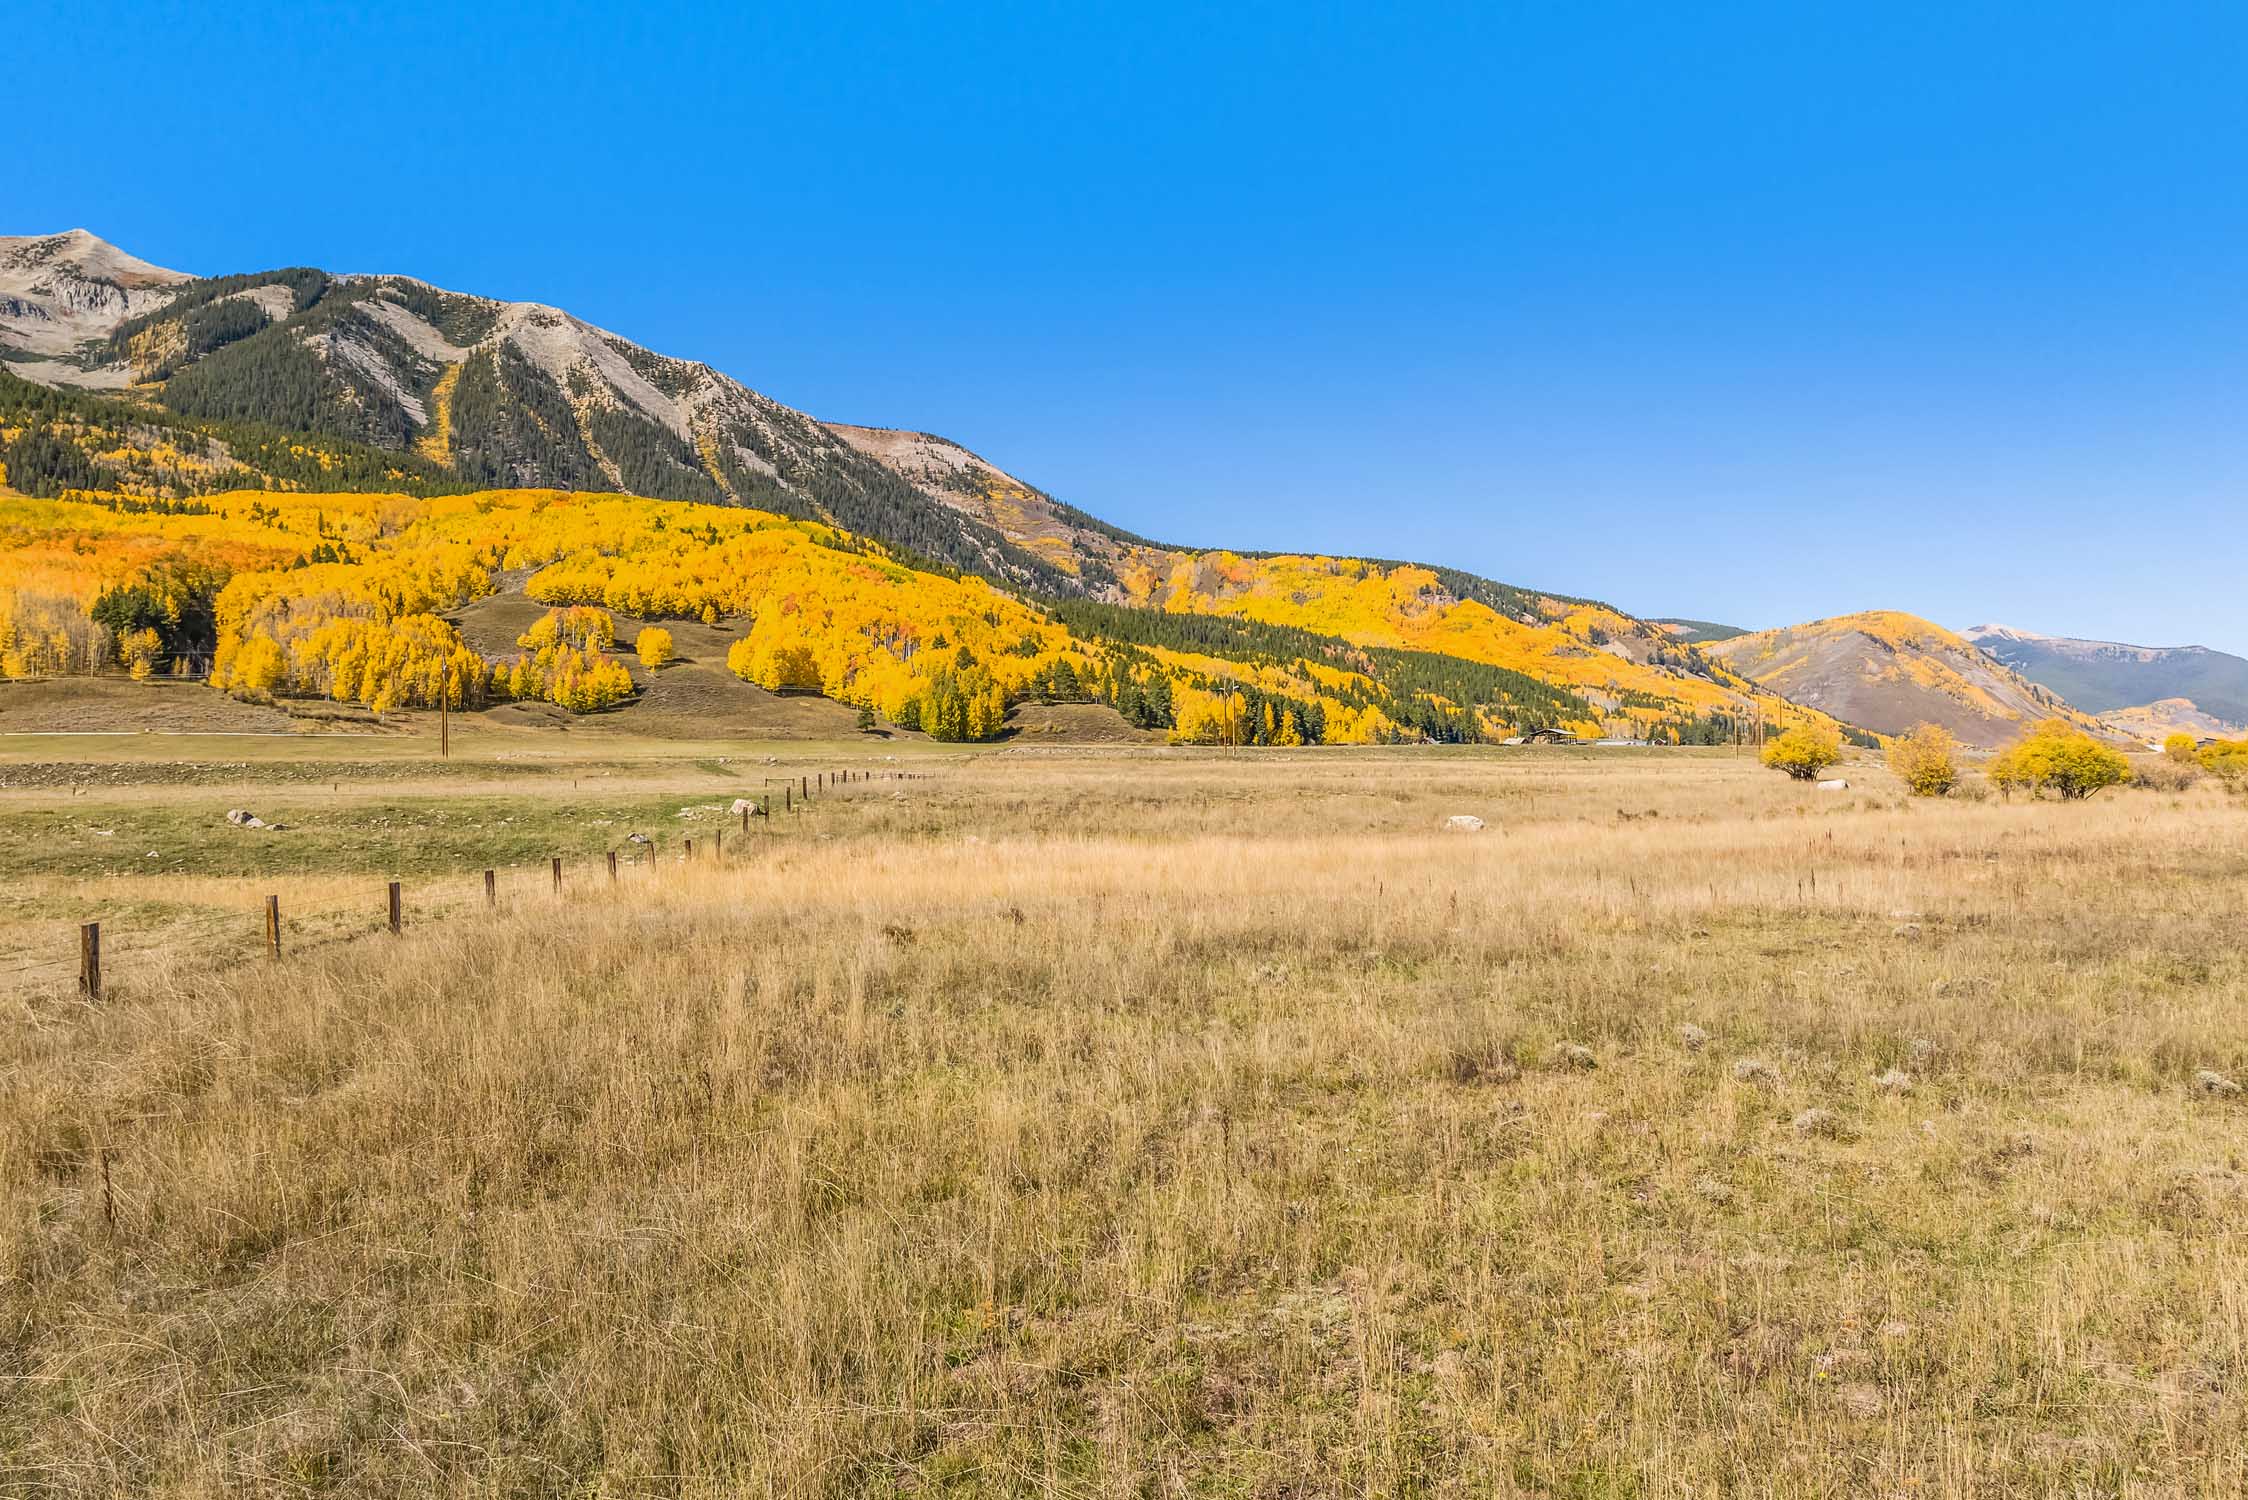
2195;1070;2242;1097
1550;1042;1597;1071
1442;814;1486;833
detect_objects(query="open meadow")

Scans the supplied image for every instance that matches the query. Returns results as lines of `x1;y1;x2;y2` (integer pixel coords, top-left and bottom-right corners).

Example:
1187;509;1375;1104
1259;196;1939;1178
3;731;2245;1496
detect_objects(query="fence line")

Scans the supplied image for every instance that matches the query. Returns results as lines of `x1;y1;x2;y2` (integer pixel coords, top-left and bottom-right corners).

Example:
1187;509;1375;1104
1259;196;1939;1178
58;764;930;997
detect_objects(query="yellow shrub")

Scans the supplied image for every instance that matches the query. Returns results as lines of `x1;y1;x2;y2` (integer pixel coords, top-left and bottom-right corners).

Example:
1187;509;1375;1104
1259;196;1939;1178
1886;722;1959;796
1988;720;2132;800
1761;726;1843;781
635;627;674;669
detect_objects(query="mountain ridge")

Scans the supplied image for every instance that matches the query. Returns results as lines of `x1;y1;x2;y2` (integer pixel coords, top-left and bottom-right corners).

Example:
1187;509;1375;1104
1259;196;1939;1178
1960;623;2248;728
0;232;1908;742
1704;609;2105;749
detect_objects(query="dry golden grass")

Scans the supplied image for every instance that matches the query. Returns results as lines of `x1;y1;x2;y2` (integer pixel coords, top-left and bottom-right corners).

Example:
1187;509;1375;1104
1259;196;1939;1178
4;745;2246;1495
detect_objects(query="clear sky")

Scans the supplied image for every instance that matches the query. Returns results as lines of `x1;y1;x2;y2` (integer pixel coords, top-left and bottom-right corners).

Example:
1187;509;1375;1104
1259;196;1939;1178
17;1;2247;651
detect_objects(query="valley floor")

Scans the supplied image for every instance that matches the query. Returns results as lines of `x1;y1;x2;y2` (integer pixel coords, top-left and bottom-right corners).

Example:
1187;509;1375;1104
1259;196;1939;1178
2;736;2244;1496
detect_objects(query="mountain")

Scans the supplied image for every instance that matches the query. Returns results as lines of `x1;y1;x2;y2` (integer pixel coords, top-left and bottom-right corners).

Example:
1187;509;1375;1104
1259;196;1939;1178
1704;610;2098;748
1649;618;1749;645
1961;624;2248;730
0;231;1852;743
0;230;193;383
0;239;1079;591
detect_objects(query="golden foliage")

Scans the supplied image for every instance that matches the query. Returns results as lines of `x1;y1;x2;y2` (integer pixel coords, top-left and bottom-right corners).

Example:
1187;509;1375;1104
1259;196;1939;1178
1116;548;1832;739
1885;722;1960;797
1761;725;1844;781
1987;720;2133;800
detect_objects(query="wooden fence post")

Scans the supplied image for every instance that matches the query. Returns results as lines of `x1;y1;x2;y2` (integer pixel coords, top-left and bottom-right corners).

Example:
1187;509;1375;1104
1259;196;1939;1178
484;869;497;907
801;775;809;800
551;857;563;894
785;786;792;812
79;922;100;999
265;895;281;958
685;838;695;861
607;850;618;882
741;804;750;834
387;882;402;935
714;828;723;859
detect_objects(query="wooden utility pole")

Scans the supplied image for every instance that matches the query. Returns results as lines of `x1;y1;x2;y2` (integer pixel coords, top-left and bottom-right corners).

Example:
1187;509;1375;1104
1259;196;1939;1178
79;922;101;999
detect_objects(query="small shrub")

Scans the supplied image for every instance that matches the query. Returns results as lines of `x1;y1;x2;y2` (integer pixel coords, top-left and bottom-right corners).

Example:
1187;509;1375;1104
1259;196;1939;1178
1761;726;1843;781
1886;722;1959;797
2200;738;2248;792
2135;756;2199;793
1792;1107;1850;1139
1987;720;2131;800
2163;732;2200;764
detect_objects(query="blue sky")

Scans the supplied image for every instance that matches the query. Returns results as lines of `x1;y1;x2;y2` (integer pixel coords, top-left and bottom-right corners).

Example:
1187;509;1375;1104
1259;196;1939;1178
18;1;2248;651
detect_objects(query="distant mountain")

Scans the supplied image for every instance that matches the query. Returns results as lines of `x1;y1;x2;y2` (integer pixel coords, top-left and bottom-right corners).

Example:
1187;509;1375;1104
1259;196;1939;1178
1705;610;2098;748
1649;618;1749;644
0;230;1859;741
2099;698;2243;745
1961;624;2248;730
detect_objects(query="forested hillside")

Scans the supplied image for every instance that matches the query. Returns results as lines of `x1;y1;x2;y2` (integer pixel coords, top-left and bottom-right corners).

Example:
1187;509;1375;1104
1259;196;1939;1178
3;232;1862;743
0;487;1854;744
